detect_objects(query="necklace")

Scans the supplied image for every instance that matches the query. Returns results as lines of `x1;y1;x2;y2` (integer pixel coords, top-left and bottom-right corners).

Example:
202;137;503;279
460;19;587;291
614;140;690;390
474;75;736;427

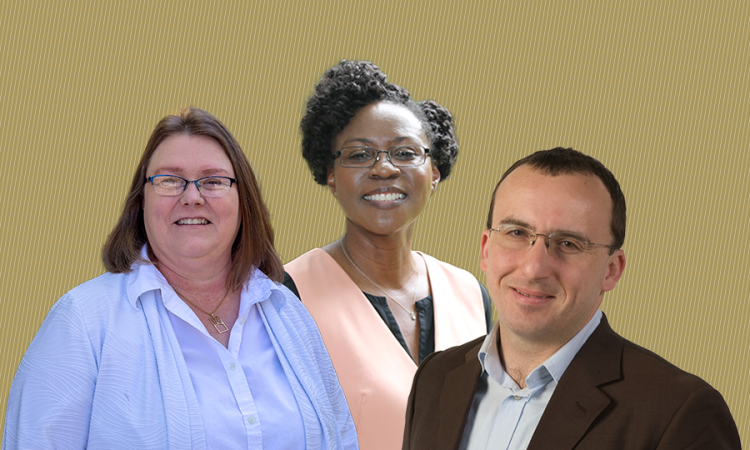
177;288;231;334
340;240;419;321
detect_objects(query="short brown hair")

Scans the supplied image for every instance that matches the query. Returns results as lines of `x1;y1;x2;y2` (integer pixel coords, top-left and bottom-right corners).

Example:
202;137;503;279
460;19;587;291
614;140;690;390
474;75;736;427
486;147;626;252
102;107;283;288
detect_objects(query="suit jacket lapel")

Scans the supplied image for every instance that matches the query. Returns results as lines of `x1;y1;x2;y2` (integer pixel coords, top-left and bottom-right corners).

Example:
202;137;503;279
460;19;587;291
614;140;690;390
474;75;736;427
438;341;484;450
527;316;624;450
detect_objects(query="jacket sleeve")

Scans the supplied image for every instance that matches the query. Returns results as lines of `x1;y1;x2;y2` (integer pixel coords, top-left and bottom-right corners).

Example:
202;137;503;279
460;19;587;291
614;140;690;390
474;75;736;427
3;294;98;449
656;385;741;450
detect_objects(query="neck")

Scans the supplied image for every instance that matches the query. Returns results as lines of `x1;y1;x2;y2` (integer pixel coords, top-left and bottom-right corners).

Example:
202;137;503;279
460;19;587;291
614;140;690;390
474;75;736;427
497;328;568;389
337;222;418;289
155;259;232;309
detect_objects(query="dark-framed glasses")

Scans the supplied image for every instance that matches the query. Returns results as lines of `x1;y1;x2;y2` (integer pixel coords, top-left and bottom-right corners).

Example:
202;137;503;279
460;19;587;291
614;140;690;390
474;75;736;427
147;175;237;197
488;223;616;260
334;145;430;168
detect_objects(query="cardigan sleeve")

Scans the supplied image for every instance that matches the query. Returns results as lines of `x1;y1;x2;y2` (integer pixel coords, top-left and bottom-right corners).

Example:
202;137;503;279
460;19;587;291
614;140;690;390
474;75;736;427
4;294;98;449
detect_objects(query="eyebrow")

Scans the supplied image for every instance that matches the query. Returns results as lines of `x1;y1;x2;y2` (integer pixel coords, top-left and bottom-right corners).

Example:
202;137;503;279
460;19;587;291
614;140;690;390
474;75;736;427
340;136;420;147
150;167;233;177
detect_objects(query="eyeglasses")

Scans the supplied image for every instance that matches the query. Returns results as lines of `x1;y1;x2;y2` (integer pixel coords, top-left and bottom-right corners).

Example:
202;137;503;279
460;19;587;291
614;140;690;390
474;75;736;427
147;175;237;197
488;223;615;260
333;145;430;168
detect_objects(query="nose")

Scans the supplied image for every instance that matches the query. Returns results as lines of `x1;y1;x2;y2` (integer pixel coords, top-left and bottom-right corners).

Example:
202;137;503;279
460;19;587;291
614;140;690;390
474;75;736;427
520;235;555;279
180;181;205;205
369;151;400;178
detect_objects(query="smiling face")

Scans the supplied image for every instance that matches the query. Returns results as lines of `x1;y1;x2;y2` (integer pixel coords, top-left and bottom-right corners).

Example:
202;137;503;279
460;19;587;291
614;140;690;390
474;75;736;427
480;165;626;349
327;101;440;236
143;134;240;271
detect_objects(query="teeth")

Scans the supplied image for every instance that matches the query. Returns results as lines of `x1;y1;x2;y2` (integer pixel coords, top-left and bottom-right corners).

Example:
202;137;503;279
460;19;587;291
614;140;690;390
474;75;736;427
177;218;208;225
364;193;406;201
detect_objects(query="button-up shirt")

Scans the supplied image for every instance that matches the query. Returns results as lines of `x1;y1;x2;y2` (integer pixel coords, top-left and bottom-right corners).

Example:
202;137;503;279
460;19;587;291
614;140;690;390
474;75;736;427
4;253;358;449
464;310;602;450
158;265;305;448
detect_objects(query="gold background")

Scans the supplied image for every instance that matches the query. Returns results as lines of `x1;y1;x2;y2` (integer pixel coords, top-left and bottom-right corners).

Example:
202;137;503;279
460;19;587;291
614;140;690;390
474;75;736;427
2;0;747;442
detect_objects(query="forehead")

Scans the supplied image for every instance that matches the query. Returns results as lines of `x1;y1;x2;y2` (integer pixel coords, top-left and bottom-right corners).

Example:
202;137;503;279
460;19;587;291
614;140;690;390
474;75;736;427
335;101;427;147
148;134;234;175
492;166;613;237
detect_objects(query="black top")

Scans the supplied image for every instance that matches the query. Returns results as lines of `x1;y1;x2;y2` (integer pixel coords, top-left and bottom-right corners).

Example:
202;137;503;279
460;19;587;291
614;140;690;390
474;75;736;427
282;272;492;364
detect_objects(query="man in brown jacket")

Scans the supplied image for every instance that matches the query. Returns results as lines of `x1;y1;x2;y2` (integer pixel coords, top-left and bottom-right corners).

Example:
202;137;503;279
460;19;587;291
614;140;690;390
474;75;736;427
403;148;740;450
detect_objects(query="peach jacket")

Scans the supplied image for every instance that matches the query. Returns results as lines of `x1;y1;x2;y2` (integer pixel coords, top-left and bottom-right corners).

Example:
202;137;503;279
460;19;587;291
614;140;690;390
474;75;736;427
285;248;487;450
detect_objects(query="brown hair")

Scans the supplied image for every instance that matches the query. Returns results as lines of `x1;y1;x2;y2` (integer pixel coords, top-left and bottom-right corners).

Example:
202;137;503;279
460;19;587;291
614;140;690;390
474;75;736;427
486;147;626;253
102;107;283;288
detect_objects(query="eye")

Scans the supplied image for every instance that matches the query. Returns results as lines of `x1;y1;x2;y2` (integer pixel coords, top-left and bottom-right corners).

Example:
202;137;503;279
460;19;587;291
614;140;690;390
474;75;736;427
505;227;531;239
391;146;419;161
343;147;374;161
156;176;183;187
200;177;230;190
553;236;587;254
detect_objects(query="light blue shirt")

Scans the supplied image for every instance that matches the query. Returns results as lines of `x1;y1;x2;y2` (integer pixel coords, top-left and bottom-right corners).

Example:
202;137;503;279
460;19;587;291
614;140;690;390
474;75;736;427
4;257;358;450
464;310;602;450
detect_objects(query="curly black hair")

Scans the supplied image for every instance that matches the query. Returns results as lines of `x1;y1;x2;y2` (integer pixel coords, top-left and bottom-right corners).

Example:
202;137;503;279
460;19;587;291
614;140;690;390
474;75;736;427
300;60;459;185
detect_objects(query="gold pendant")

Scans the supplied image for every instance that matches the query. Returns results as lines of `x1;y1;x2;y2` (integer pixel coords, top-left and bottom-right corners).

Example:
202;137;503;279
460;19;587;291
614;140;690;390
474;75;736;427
209;314;229;333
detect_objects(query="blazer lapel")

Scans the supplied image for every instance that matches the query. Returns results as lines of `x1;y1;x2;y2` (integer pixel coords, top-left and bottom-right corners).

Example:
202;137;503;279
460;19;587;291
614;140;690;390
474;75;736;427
527;316;624;450
438;342;484;450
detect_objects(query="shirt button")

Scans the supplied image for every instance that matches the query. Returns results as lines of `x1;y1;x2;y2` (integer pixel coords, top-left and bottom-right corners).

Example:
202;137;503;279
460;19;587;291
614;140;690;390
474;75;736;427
248;416;256;424
514;395;521;401
229;363;236;370
240;318;246;325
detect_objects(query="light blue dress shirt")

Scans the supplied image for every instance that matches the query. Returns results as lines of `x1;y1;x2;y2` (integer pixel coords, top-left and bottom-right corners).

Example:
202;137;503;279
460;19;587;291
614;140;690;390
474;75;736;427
464;310;602;450
4;255;358;450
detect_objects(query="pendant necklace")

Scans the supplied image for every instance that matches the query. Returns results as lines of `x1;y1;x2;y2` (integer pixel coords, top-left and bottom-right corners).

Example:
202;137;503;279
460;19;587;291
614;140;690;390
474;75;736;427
178;288;231;333
341;240;419;321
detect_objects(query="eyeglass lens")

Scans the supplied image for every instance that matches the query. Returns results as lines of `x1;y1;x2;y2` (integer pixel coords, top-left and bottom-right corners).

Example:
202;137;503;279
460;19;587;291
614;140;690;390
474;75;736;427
149;176;234;197
339;146;427;167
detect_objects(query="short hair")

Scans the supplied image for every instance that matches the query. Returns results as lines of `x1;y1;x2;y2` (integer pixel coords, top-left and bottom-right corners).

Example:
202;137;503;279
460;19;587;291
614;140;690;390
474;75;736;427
300;60;459;185
102;107;283;288
486;147;626;252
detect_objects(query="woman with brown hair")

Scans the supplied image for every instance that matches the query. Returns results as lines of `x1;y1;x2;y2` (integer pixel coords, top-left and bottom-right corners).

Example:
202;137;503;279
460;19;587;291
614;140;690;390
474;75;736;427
4;107;357;449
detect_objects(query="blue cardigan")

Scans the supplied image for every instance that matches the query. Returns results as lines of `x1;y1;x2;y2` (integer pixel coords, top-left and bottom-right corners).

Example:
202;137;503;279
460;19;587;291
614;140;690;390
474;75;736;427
4;262;358;449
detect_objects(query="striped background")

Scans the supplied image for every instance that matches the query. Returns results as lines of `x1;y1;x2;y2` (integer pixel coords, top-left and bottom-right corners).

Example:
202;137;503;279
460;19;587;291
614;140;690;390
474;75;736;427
2;0;747;442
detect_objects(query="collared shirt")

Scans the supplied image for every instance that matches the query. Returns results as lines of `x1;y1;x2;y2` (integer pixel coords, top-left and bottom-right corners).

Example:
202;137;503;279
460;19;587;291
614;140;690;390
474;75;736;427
4;253;358;449
463;310;603;450
148;263;305;449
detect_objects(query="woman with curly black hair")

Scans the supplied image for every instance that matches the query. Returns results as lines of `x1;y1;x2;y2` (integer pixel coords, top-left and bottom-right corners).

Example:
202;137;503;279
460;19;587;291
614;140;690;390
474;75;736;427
284;60;492;450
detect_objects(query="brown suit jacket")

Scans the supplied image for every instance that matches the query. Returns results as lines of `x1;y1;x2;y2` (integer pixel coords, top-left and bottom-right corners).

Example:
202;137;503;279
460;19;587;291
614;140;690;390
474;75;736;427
403;316;741;450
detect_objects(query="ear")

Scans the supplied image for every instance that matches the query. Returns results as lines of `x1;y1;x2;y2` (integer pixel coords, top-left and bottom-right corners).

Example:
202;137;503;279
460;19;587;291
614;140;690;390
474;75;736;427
430;162;441;193
601;249;626;292
479;229;492;273
326;167;336;196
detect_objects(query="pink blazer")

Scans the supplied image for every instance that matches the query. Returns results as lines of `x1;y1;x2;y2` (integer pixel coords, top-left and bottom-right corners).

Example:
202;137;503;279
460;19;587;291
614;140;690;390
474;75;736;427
285;248;487;450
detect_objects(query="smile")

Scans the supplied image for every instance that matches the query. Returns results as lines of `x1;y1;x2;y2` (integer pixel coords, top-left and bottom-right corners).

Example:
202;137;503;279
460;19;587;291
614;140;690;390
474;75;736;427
363;193;406;202
513;288;553;299
176;218;209;225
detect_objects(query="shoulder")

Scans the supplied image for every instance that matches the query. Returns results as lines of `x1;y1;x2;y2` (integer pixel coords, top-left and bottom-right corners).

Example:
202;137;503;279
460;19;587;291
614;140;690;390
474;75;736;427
49;272;131;322
618;336;716;394
591;322;737;434
284;248;326;272
420;252;477;280
613;338;740;446
66;272;129;303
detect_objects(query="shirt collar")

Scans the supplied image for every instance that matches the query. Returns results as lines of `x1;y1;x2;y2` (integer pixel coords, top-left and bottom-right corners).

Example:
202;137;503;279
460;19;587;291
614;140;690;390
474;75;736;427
125;245;284;310
478;309;603;389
